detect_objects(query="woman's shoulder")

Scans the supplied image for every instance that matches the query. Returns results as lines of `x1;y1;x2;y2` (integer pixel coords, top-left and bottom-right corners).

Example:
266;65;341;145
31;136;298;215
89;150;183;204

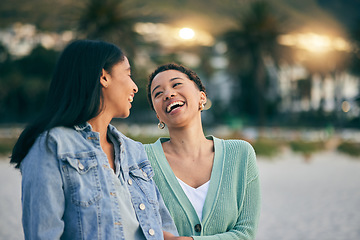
225;138;254;150
213;137;257;164
47;125;75;134
213;136;255;151
46;126;98;156
215;137;258;178
40;126;78;143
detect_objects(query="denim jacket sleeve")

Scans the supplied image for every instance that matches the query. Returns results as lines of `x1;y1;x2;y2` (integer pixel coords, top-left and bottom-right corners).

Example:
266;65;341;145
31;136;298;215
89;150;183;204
156;184;179;236
20;133;65;239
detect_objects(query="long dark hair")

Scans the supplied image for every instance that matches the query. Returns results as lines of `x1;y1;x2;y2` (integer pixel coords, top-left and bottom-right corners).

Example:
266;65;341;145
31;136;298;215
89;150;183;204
11;39;125;168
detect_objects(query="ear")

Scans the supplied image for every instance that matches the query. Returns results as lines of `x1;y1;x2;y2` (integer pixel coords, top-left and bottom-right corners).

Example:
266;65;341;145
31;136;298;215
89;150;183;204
100;69;109;88
200;91;207;105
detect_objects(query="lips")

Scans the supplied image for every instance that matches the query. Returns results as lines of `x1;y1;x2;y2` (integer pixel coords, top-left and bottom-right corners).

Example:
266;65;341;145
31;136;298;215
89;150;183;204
166;101;185;113
128;94;134;103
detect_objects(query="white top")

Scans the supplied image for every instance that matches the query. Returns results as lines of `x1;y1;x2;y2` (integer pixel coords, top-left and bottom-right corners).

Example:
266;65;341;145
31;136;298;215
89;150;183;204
111;133;145;239
177;178;210;221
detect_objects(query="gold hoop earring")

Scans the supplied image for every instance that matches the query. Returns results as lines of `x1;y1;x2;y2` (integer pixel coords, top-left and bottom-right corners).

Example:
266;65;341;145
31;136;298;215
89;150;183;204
158;121;165;129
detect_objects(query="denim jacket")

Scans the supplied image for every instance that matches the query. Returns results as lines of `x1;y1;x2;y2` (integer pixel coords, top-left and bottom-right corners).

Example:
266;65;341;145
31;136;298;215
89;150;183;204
20;123;177;239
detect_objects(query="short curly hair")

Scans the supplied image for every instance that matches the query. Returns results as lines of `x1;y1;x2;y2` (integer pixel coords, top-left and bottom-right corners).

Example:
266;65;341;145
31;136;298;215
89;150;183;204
147;63;206;110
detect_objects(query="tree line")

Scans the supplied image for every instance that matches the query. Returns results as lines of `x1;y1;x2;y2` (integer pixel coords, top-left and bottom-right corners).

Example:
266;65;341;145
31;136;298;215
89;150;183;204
1;0;360;128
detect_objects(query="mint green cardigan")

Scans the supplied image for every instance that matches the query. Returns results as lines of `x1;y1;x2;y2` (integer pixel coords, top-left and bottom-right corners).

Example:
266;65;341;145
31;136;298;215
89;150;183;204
144;136;261;239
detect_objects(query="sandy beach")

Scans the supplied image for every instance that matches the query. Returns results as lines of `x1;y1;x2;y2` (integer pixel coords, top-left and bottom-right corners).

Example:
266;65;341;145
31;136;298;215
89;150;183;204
256;150;360;240
1;150;359;240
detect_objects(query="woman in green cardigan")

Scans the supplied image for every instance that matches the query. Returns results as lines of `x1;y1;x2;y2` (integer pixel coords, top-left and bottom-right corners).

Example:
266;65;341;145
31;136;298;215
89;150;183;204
144;63;261;240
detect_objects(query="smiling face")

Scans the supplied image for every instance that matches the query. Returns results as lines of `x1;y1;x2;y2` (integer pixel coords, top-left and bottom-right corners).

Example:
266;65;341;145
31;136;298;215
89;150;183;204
150;69;206;128
101;57;138;118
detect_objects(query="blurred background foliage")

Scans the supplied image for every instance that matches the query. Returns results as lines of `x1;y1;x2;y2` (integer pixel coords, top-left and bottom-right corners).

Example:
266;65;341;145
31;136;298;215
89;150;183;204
0;0;360;139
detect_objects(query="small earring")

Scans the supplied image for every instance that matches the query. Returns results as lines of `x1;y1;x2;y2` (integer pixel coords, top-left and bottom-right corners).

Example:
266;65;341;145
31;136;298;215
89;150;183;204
199;102;205;111
158;121;165;129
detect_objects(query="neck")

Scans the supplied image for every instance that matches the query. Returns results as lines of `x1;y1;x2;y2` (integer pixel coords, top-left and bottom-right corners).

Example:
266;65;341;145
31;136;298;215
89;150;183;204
88;112;116;171
162;116;215;187
166;117;209;156
88;113;112;144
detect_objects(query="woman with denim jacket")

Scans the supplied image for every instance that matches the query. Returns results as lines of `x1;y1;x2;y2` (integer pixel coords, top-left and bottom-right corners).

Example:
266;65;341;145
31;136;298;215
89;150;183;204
10;40;178;240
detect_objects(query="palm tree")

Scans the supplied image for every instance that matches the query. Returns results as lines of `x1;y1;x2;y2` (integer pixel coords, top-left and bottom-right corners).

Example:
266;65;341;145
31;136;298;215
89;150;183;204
77;0;139;60
223;1;287;127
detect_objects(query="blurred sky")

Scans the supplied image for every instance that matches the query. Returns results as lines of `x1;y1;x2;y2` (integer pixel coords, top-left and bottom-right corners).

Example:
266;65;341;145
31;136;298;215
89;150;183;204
1;0;360;36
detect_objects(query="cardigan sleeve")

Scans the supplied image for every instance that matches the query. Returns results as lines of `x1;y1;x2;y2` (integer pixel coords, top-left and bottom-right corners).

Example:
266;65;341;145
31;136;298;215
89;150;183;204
192;142;261;240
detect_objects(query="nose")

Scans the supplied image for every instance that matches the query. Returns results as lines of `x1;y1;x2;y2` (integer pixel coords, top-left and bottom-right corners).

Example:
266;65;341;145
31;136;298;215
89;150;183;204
164;90;175;100
133;81;138;93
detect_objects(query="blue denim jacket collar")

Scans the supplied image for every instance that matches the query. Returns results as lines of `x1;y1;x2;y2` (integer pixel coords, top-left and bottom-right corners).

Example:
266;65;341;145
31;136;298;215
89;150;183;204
74;122;130;171
74;122;91;131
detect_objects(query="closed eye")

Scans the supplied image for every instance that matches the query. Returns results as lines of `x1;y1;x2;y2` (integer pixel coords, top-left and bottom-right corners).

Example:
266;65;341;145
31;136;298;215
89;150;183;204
154;91;162;98
173;82;182;87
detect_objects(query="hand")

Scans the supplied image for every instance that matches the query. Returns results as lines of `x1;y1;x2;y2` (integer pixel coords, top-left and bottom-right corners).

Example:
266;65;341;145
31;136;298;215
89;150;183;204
163;231;193;240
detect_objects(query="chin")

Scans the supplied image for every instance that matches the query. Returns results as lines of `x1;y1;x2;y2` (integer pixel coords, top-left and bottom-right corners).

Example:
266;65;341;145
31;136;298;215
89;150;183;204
115;112;130;119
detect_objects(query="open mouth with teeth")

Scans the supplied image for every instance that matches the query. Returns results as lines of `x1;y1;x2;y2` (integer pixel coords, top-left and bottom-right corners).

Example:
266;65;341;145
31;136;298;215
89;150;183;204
166;101;185;113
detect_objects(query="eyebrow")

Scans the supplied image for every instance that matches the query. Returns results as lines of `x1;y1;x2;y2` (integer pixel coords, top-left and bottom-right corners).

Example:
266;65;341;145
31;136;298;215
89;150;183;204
151;77;182;95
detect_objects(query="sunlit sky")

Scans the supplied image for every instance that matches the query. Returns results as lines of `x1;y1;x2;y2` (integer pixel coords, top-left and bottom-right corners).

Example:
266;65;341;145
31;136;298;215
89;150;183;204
134;23;353;54
1;22;354;58
278;33;351;53
134;23;214;47
179;28;195;40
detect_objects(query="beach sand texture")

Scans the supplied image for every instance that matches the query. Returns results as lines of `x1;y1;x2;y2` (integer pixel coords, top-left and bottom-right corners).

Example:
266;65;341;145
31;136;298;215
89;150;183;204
1;150;359;240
